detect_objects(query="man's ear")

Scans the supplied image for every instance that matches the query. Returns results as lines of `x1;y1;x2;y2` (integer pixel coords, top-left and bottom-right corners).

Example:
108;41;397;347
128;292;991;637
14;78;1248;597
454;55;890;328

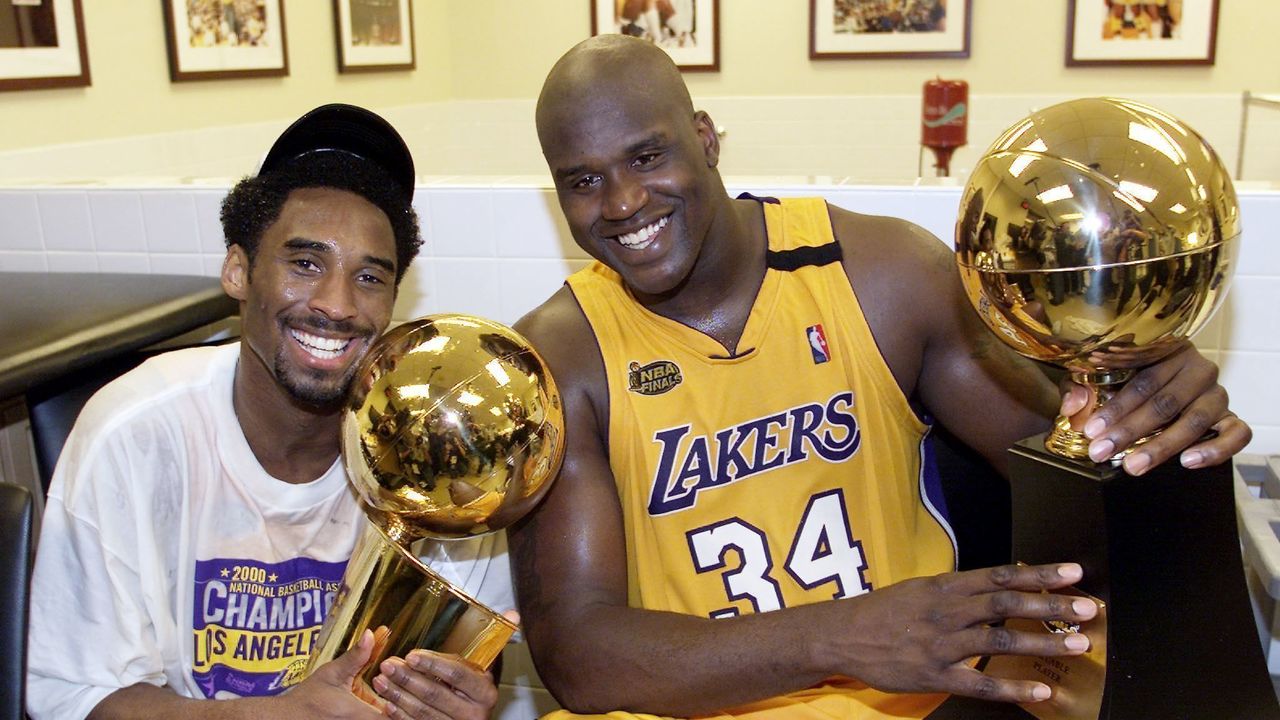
694;110;720;169
221;245;250;301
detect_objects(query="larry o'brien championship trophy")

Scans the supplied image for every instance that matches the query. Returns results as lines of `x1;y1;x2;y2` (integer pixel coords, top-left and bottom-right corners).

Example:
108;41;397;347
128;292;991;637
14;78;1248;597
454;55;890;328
952;98;1279;719
302;314;564;704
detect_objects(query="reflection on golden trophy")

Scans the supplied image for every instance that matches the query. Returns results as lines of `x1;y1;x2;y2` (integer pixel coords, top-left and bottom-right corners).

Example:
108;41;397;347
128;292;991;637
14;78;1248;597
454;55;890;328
948;99;1278;720
955;96;1239;460
303;314;564;703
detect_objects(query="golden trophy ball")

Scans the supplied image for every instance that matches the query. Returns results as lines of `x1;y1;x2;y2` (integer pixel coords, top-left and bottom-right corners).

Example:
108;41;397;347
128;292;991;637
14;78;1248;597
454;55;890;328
940;99;1279;720
303;314;564;704
954;96;1239;460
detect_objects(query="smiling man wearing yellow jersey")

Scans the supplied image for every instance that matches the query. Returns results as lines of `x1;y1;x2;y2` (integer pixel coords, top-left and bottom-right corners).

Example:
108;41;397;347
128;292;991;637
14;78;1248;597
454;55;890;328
509;35;1249;720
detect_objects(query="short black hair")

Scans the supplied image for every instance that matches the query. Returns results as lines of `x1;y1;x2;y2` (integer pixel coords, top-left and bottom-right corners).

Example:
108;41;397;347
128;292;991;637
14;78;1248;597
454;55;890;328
220;152;422;285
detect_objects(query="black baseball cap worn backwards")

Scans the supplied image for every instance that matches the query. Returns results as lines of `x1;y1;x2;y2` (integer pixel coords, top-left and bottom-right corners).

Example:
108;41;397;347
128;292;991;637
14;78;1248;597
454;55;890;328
258;103;416;205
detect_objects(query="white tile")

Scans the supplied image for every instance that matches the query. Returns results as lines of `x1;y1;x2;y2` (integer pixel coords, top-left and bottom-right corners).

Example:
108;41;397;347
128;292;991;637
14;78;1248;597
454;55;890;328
426;188;495;258
431;258;503;320
393;260;438;320
97;253;152;274
0;251;47;272
193;189;229;253
1219;351;1280;427
498;258;584;326
491;189;582;260
45;252;99;272
149;253;205;276
0;192;43;250
1220;277;1280;353
202;253;227;278
1237;194;1280;276
37;192;93;251
142;192;200;253
1245;425;1280;458
88;192;147;252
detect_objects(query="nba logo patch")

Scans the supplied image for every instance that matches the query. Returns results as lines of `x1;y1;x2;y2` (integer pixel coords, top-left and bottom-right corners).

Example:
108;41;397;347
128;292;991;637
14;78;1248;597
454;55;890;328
806;324;830;364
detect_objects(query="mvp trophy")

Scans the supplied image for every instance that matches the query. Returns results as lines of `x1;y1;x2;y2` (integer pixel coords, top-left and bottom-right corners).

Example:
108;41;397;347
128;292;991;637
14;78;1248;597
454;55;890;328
303;314;564;704
952;98;1277;719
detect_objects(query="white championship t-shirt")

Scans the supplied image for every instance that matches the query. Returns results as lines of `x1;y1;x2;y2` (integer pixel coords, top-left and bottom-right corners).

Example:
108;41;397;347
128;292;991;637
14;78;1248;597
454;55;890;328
26;344;513;720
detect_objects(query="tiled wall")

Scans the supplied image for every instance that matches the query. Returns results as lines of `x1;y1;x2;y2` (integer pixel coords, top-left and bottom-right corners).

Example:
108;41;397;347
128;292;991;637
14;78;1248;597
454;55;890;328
2;94;1278;183
3;179;1279;458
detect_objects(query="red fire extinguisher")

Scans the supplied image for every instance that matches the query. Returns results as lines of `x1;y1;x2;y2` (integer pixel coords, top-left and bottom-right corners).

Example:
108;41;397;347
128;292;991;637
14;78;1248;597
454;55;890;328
921;78;968;177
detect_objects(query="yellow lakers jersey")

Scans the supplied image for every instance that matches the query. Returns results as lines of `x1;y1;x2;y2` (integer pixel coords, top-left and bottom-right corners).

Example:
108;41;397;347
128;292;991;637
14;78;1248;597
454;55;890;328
558;197;958;720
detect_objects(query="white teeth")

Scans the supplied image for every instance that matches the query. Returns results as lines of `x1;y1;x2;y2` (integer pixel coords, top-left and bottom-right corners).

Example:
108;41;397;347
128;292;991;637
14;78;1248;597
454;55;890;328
617;216;669;249
291;329;351;360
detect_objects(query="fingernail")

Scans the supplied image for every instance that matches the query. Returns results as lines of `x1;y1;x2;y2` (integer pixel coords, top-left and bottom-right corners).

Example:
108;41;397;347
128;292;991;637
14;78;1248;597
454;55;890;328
1181;450;1204;468
1032;684;1052;701
1057;563;1082;580
1084;417;1106;439
406;652;425;670
1064;633;1090;652
1072;598;1096;616
372;674;388;693
1124;452;1151;476
380;659;395;675
1089;439;1115;463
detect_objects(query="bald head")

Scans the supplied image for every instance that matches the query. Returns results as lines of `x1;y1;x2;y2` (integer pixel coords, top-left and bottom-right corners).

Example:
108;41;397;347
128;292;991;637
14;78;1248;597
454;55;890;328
536;35;694;153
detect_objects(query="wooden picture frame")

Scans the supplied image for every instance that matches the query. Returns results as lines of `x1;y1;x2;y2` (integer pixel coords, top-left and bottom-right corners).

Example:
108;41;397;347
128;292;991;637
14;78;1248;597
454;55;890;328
810;0;970;60
334;0;414;73
590;0;719;72
1067;0;1219;66
162;0;288;82
0;0;90;92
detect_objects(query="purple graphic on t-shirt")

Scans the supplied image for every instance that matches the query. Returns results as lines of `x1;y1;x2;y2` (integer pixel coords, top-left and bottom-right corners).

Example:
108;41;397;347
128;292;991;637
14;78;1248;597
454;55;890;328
192;556;347;698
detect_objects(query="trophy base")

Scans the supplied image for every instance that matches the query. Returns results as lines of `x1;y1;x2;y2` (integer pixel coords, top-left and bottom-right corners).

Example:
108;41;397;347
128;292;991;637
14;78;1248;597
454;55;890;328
304;523;517;703
933;436;1278;719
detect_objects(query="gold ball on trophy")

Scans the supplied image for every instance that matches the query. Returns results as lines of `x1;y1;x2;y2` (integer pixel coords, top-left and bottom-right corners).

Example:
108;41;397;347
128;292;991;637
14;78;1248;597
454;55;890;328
340;314;565;540
955;97;1240;459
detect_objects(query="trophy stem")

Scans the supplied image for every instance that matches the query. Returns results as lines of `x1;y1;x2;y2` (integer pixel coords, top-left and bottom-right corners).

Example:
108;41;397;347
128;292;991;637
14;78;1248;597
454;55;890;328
304;523;518;702
1044;370;1134;461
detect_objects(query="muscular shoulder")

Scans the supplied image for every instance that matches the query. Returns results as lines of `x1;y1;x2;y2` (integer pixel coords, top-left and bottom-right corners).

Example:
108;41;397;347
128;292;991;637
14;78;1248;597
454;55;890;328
825;204;961;394
828;204;956;294
515;286;608;431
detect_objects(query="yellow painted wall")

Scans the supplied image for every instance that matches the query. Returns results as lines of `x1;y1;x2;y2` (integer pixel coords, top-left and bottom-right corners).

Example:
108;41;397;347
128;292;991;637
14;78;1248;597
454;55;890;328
0;1;452;152
3;0;1278;153
448;0;1280;99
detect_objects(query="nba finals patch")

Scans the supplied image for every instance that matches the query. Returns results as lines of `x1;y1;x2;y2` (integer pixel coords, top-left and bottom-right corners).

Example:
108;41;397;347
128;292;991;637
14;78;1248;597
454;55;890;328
628;360;682;395
806;324;831;364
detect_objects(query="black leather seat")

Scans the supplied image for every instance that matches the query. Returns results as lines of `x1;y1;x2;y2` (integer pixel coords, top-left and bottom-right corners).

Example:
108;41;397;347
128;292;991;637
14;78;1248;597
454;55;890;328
26;352;147;497
930;423;1012;571
0;483;34;720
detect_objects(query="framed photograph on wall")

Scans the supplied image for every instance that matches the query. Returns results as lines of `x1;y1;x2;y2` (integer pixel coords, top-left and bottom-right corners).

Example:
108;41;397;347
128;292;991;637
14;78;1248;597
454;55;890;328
162;0;289;82
810;0;970;60
1068;0;1219;66
334;0;414;73
590;0;719;72
0;0;90;92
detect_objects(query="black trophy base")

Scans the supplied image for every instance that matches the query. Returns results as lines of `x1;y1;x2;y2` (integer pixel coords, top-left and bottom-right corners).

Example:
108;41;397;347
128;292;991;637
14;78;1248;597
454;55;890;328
932;435;1278;719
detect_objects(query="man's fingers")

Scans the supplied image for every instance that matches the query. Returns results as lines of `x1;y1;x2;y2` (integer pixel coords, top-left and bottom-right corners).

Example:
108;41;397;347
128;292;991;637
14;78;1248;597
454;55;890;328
326;628;375;685
944;622;1091;664
1082;347;1226;468
1181;413;1252;469
942;665;1053;704
940;563;1084;597
374;652;496;720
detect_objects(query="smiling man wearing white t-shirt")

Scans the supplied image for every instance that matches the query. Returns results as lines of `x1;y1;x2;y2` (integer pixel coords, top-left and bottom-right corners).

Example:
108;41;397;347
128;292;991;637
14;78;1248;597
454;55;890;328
26;104;512;720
